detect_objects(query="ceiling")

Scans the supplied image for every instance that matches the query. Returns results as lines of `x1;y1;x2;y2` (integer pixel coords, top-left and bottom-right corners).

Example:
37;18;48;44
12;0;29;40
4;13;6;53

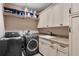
13;3;52;12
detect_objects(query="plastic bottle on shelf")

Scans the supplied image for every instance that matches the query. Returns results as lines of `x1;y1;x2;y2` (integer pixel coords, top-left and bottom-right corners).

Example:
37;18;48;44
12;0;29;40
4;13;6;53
27;12;31;17
29;9;34;17
25;8;28;12
33;10;37;18
24;8;28;17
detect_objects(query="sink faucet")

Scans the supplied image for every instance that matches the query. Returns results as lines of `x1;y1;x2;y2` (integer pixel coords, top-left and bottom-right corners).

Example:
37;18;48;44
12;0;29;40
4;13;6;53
47;31;53;36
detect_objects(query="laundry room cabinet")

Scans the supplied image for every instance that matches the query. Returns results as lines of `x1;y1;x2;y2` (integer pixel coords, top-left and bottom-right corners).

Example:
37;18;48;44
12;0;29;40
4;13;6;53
52;3;71;26
70;16;79;56
47;6;55;27
37;4;54;28
38;4;62;28
57;47;69;56
57;51;68;56
49;3;71;27
52;4;62;27
68;3;79;56
39;37;69;56
60;3;71;26
39;38;57;56
37;4;71;28
37;10;48;28
71;3;79;14
50;3;71;27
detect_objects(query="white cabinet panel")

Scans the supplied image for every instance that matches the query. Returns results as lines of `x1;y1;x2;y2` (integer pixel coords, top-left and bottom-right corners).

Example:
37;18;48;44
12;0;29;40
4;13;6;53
37;13;45;28
61;3;71;26
44;45;57;56
53;4;62;27
57;51;68;56
37;10;48;28
39;42;46;55
38;3;71;28
39;37;69;56
39;42;57;56
48;7;54;27
39;38;57;56
71;17;79;56
71;3;79;14
57;47;69;56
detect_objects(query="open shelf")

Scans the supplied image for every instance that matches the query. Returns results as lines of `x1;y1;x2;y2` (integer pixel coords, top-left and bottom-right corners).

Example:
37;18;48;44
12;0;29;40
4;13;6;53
3;6;39;20
4;12;39;20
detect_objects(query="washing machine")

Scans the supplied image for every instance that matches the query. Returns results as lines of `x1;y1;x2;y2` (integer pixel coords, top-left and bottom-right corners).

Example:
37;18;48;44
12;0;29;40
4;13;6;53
24;34;39;56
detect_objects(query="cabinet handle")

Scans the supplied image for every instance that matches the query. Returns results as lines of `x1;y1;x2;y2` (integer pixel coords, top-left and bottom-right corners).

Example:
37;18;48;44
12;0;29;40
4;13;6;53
50;45;54;48
69;8;71;14
60;24;63;26
69;27;71;32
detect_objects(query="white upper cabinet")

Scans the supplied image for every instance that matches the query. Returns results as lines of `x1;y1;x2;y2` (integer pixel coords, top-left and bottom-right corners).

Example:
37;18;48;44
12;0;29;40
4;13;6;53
37;9;48;28
71;3;79;14
53;4;62;27
38;5;51;28
37;3;71;28
47;5;55;27
52;3;71;26
38;4;62;28
37;12;45;28
61;3;71;26
48;4;71;27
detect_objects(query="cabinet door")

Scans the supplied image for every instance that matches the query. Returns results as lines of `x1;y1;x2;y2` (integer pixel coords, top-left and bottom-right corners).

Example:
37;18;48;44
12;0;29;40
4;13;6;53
45;45;57;56
53;4;62;27
39;39;50;56
39;38;50;56
37;11;48;28
39;42;48;56
61;3;71;26
39;38;57;56
37;13;45;28
71;3;79;14
71;17;79;56
57;51;68;56
39;42;57;56
48;7;55;27
43;11;49;28
57;47;69;56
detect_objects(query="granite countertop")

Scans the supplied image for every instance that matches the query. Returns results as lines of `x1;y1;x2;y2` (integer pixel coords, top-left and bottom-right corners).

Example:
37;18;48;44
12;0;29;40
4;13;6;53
39;34;69;46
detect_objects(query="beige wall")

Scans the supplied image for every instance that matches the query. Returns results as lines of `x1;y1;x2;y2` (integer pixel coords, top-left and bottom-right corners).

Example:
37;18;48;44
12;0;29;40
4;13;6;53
0;4;5;38
4;15;38;31
38;26;69;37
4;15;69;37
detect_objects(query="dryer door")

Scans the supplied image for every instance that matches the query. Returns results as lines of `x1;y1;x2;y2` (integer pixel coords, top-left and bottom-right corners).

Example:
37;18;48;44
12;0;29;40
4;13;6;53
27;39;38;52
